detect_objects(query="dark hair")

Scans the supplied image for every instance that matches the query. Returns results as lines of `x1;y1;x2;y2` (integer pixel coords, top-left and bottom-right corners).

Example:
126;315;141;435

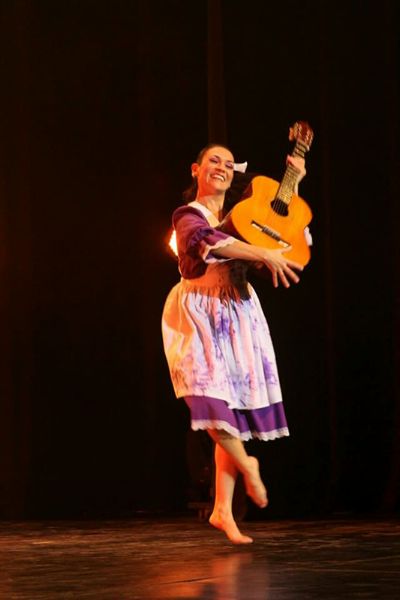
182;142;233;203
195;142;233;165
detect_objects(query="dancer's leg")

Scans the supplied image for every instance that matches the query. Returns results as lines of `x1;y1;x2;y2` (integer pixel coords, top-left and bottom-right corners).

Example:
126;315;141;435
209;442;253;544
207;429;268;508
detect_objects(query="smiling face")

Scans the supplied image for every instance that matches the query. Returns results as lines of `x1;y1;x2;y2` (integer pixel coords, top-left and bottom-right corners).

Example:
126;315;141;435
192;145;235;197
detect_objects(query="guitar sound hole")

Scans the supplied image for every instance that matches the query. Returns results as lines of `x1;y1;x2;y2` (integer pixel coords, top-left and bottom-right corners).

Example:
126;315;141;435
270;198;289;216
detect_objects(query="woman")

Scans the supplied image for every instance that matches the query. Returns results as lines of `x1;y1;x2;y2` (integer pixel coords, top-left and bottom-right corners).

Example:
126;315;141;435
162;143;306;544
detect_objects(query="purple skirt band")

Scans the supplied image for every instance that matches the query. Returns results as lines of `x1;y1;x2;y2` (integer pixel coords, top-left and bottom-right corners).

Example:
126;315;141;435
184;395;289;442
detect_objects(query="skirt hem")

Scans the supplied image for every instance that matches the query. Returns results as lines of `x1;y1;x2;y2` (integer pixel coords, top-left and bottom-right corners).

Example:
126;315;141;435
191;419;290;442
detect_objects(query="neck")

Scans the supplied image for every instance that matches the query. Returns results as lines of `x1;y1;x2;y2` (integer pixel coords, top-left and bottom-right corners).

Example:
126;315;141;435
196;193;225;218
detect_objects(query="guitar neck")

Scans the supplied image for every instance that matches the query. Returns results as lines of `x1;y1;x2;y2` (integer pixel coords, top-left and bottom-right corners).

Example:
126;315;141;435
276;140;309;205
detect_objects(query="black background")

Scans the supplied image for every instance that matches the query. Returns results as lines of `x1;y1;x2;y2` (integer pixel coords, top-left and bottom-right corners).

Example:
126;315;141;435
0;0;399;519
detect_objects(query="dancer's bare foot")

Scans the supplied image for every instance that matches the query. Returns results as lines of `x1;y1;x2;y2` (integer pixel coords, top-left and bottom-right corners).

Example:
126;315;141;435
243;456;268;508
209;510;253;545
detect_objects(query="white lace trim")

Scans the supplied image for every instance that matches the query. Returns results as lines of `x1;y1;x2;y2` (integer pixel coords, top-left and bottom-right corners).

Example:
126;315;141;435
201;236;236;264
191;419;289;441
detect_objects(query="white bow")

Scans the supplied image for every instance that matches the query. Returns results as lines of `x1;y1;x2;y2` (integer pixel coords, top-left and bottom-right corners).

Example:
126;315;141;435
233;161;248;173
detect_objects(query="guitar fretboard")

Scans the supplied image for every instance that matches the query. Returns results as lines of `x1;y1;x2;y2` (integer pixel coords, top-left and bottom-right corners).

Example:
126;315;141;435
276;140;309;205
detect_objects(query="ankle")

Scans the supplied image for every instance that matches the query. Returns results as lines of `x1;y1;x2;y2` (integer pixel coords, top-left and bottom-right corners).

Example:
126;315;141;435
211;505;233;520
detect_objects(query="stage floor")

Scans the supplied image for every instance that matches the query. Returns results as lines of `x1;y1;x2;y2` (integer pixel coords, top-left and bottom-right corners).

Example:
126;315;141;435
0;517;399;599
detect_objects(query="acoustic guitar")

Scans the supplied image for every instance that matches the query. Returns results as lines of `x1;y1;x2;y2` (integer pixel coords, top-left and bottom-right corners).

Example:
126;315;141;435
220;122;314;266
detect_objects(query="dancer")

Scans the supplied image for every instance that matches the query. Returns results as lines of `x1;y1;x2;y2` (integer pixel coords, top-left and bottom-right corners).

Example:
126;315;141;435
162;143;306;543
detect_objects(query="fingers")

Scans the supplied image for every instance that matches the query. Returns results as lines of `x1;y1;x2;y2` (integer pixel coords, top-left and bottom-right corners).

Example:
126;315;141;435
286;155;300;170
286;156;306;184
287;155;306;172
285;259;304;272
270;263;301;287
261;247;304;287
279;248;304;273
283;266;300;284
276;266;300;287
278;269;290;288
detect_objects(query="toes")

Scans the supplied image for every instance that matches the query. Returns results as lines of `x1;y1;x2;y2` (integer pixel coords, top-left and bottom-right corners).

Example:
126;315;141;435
209;514;253;544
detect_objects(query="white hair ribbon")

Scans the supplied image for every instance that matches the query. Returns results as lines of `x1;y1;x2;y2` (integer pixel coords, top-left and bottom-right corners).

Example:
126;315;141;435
233;161;248;173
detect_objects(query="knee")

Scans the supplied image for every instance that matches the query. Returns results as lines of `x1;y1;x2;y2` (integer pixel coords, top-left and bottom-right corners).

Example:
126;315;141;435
207;428;235;443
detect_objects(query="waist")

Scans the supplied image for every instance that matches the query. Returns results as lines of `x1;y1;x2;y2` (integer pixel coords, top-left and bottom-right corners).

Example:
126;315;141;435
181;261;250;300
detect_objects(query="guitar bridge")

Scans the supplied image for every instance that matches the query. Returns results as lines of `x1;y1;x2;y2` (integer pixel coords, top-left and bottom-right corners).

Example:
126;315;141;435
251;220;290;248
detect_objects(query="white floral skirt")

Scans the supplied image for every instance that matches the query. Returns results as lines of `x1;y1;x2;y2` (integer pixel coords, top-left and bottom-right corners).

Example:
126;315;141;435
162;264;288;440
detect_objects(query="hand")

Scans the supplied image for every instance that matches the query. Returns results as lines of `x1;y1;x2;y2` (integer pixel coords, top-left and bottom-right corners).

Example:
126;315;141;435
253;246;303;288
287;155;306;186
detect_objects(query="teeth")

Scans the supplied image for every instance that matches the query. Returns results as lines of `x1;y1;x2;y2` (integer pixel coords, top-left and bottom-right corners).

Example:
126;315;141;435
211;174;225;181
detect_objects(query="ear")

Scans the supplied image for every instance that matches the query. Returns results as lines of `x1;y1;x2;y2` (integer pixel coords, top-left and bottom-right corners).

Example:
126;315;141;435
191;162;199;178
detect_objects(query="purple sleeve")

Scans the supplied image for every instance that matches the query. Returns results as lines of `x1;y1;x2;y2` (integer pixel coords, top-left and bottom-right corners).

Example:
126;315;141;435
173;206;235;264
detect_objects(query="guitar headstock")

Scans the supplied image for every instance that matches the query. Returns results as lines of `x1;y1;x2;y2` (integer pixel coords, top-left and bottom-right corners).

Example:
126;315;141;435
289;121;314;151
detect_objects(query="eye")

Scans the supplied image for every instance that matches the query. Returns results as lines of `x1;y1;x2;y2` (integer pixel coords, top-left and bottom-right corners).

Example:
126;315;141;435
209;156;219;164
225;161;234;170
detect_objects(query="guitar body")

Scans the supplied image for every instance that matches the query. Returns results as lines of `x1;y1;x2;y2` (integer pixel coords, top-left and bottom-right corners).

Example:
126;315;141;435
222;175;313;266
